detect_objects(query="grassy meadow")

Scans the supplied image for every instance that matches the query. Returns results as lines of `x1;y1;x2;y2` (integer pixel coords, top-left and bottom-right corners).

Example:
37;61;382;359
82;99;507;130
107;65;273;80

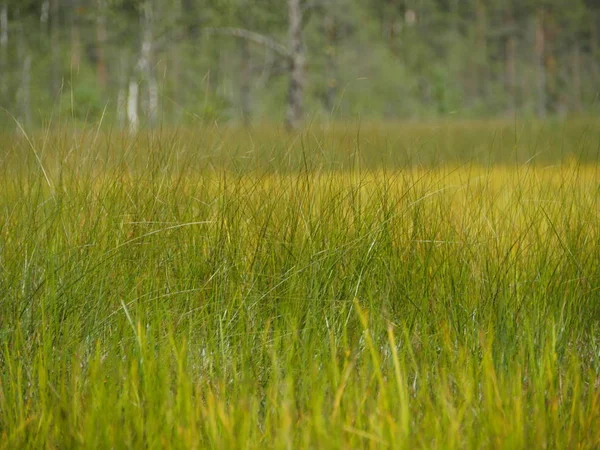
1;120;599;448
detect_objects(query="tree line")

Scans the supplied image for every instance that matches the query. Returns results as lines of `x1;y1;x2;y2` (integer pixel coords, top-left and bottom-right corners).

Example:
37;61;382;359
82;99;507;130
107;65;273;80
0;0;598;130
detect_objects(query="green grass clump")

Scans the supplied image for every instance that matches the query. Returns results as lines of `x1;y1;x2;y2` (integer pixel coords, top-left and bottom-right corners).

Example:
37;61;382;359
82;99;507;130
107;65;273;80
0;121;599;448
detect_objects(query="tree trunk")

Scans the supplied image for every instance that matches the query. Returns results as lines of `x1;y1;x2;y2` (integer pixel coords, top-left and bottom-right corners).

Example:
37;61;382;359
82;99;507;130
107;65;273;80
147;75;158;125
50;0;60;97
22;55;32;126
534;9;546;118
139;1;158;126
386;0;399;56
127;79;139;134
96;0;108;89
170;0;183;121
286;0;304;130
475;0;488;99
117;52;128;129
16;11;31;127
324;12;337;113
239;38;251;124
40;0;51;108
41;1;49;32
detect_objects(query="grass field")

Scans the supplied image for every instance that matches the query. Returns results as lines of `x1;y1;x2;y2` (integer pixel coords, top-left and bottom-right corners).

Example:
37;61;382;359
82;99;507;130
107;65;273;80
1;120;599;448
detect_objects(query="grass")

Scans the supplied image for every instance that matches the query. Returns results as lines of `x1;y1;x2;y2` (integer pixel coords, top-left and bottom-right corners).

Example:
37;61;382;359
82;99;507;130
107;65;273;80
0;120;599;448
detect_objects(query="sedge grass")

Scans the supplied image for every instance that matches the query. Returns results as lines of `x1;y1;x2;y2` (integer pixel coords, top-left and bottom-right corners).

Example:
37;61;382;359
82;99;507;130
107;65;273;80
0;121;599;448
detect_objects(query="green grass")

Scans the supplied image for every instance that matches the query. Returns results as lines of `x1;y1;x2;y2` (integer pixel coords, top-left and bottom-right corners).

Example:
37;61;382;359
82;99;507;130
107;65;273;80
1;120;599;448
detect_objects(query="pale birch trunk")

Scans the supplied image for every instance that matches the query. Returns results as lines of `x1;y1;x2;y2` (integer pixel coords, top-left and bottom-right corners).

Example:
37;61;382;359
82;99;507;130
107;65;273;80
286;0;305;130
127;80;139;134
41;1;49;32
16;10;32;128
117;52;128;129
170;0;183;121
147;75;158;125
139;1;158;126
126;0;158;132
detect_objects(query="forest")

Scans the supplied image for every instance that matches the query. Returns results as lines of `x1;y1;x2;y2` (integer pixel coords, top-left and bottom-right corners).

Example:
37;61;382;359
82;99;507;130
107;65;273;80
0;0;598;130
2;2;600;449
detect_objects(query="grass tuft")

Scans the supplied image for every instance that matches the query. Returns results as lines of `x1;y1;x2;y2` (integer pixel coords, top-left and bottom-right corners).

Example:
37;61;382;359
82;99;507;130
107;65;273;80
1;120;599;448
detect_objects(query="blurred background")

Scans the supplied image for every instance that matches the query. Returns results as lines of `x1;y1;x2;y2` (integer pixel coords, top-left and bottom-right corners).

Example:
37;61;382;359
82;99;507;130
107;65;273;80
0;0;598;130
